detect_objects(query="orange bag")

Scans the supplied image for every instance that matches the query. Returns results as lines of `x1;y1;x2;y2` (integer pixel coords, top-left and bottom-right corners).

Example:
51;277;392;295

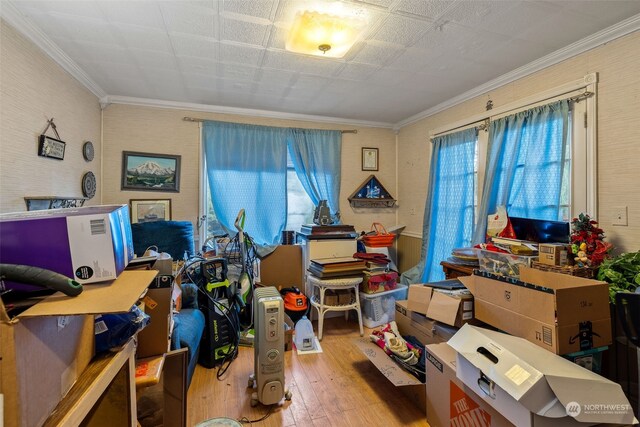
362;223;395;247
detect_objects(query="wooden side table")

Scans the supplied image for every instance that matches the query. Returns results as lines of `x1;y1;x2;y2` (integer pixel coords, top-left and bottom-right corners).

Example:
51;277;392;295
440;261;475;279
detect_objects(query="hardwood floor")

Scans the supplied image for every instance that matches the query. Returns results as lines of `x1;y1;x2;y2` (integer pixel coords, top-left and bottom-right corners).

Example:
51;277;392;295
187;317;430;426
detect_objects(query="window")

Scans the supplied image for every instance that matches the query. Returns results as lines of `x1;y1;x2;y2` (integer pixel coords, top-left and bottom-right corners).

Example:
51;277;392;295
286;147;315;231
201;150;314;246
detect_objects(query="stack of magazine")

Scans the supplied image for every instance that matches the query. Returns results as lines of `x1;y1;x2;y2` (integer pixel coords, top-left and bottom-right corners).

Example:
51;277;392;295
307;257;366;278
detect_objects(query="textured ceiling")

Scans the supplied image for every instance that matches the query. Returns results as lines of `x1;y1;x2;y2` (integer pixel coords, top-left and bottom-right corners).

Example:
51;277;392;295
5;0;640;125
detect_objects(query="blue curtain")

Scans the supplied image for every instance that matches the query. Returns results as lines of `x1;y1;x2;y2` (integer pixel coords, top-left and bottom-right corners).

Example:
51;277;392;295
202;121;288;245
402;128;477;284
287;128;342;222
472;100;569;244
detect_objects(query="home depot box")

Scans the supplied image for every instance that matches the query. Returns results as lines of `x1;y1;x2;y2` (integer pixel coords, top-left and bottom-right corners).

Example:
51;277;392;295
0;205;134;289
0;269;157;427
258;245;303;290
458;268;611;354
407;285;474;327
448;325;636;426
353;336;426;414
425;342;512;427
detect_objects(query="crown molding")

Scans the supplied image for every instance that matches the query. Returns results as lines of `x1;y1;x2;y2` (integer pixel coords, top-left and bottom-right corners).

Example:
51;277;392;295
101;95;395;129
394;13;640;130
1;2;108;99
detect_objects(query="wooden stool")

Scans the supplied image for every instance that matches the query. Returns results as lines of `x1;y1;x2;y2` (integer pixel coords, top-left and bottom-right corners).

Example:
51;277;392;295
307;275;364;340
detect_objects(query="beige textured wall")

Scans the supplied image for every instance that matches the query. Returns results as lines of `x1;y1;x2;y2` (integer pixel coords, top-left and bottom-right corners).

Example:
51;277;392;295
102;104;397;234
398;31;640;254
0;20;101;213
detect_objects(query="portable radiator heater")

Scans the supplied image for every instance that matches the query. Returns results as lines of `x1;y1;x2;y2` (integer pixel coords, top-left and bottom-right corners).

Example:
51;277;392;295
248;286;292;407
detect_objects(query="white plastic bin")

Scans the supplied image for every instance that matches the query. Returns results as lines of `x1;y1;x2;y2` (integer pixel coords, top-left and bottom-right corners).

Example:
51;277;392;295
360;284;408;328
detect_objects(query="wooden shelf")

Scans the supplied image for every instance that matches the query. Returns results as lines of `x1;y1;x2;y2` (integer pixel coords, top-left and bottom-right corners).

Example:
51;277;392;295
24;196;88;211
43;339;137;427
348;175;396;208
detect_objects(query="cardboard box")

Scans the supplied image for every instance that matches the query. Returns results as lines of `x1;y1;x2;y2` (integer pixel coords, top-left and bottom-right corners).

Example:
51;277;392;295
395;300;439;346
407;285;474;328
0;205;134;288
284;314;294;351
1;270;157;427
137;279;174;358
324;289;338;306
353;337;426;414
538;243;568;266
337;289;352;305
459;268;612;354
448;325;636;426
426;342;512;427
258;245;303;290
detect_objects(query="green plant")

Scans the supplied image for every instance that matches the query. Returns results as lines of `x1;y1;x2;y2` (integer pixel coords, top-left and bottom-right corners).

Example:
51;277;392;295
596;251;640;303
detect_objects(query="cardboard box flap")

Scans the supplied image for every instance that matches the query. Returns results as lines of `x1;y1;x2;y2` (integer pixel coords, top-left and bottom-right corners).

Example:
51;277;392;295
545;375;637;424
426;291;461;326
449;325;636;424
16;270;157;318
457;275;476;293
448;325;547;404
407;285;433;315
519;267;607;289
352;337;422;386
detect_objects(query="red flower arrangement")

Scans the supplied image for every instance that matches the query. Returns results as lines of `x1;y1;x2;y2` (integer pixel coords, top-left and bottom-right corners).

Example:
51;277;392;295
570;213;612;267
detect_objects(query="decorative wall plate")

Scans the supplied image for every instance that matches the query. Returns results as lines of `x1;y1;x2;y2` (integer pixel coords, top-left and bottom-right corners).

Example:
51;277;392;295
83;141;94;161
82;171;97;198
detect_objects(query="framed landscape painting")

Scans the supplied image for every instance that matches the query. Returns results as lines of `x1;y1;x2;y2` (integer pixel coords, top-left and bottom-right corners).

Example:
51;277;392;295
122;151;181;192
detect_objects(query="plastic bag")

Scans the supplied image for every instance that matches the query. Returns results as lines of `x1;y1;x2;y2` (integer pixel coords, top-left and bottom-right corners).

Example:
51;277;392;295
486;206;516;240
95;304;150;353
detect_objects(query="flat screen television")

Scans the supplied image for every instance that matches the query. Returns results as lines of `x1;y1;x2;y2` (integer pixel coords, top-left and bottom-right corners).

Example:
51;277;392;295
509;216;570;243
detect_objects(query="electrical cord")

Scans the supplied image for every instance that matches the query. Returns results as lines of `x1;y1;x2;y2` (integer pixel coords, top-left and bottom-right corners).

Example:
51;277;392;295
238;404;274;424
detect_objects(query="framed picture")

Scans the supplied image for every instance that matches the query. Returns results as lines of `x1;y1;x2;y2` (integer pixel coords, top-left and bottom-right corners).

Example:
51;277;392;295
122;151;181;192
38;135;66;160
362;147;378;171
130;199;172;223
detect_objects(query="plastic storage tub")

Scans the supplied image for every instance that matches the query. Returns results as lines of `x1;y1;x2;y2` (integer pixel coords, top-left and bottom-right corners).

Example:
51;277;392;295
359;284;408;328
477;249;537;278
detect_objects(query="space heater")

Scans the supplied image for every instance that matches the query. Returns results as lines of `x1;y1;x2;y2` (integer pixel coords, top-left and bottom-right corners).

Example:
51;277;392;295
248;286;292;407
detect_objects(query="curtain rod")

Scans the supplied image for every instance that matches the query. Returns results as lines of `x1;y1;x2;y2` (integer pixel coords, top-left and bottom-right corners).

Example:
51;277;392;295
431;90;594;140
182;117;357;134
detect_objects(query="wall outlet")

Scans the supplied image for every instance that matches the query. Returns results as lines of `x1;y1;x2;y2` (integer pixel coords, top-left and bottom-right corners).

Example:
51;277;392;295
612;206;628;226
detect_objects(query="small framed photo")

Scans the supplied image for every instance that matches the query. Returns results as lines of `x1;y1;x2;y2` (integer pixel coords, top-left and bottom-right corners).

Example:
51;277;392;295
122;151;181;192
38;135;66;160
362;147;378;171
130;199;172;223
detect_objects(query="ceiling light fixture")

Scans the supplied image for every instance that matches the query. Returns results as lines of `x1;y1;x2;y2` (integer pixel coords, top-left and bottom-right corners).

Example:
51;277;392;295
286;10;367;58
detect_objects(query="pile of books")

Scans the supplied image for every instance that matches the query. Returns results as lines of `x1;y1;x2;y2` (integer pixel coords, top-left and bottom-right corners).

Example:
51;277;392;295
308;257;366;279
299;224;358;239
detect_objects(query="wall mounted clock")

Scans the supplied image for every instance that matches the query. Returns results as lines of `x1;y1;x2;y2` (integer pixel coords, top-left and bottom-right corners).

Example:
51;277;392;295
82;171;96;198
83;141;94;162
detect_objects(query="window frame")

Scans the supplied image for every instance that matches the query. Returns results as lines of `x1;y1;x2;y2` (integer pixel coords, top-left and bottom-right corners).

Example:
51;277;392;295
430;73;598;223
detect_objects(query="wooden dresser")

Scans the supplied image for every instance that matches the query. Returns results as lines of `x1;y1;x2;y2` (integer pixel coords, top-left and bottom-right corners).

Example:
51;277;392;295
440;261;475;279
